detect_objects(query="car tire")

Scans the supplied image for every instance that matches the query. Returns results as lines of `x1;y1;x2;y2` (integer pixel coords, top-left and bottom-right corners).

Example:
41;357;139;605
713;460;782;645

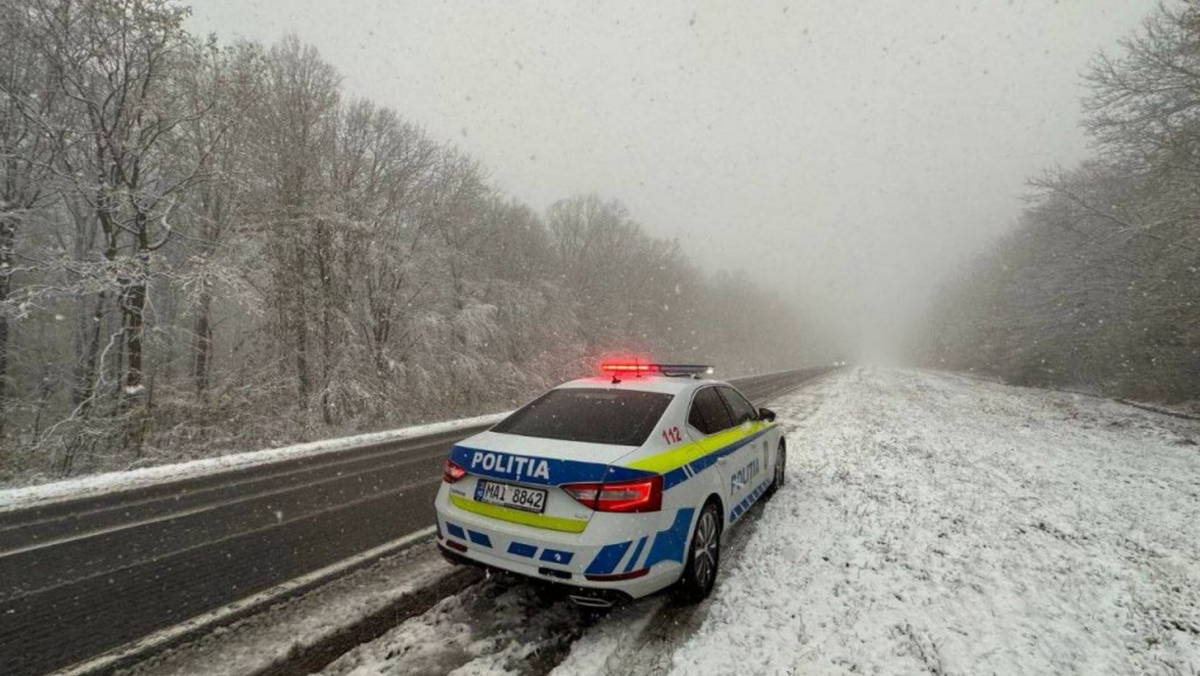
767;440;786;497
678;500;722;601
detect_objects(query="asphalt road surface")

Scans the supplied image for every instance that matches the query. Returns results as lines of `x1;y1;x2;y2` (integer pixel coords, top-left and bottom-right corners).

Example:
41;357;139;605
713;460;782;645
0;368;828;676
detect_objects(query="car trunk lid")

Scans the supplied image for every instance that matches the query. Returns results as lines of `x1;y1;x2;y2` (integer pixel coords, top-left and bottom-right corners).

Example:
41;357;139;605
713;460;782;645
447;431;652;531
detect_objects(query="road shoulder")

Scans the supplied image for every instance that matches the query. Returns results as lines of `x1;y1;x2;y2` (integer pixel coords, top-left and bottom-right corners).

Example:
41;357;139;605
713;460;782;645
114;538;475;676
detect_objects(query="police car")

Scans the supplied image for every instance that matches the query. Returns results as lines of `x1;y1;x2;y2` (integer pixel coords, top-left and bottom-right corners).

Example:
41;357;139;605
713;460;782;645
434;362;786;606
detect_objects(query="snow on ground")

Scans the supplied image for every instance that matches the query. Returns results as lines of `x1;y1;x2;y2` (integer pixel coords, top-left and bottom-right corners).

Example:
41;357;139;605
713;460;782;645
316;573;593;676
119;540;455;676
258;368;1197;676
669;368;1200;676
0;412;508;512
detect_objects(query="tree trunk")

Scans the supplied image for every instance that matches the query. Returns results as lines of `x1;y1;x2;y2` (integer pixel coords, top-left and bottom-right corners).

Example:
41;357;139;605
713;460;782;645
0;213;14;434
193;188;221;397
317;219;335;426
294;290;310;404
120;272;149;457
75;291;106;414
120;223;152;456
193;282;212;395
123;272;147;395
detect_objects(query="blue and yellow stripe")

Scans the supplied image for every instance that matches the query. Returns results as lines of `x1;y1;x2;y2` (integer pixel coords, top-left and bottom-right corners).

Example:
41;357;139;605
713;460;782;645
626;421;772;490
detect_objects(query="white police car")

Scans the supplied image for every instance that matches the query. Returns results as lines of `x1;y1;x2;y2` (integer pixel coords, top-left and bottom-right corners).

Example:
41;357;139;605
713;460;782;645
434;363;786;606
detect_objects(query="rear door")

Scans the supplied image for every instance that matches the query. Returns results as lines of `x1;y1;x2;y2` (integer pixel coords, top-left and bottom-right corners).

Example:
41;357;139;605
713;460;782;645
684;386;737;504
716;385;767;513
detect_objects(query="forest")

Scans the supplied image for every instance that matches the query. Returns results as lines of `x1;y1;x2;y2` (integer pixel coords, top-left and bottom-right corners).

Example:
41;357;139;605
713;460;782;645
922;1;1200;405
0;0;815;483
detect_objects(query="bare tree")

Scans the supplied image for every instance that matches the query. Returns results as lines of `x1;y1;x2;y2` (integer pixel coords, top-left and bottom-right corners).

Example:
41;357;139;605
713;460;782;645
252;34;340;427
923;2;1200;401
0;0;66;431
0;19;814;483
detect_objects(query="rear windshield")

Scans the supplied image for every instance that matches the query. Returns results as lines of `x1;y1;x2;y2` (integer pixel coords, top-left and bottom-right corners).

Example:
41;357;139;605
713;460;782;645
492;388;673;446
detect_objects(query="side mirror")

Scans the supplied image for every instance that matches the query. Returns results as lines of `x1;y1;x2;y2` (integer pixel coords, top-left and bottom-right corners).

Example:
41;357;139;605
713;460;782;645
758;407;776;422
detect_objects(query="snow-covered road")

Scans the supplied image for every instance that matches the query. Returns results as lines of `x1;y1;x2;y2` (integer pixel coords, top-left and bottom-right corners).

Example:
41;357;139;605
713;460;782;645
313;368;1200;676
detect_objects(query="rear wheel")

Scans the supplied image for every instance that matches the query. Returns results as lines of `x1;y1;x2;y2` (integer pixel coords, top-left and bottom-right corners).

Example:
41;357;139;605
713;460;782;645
678;501;722;601
767;441;786;497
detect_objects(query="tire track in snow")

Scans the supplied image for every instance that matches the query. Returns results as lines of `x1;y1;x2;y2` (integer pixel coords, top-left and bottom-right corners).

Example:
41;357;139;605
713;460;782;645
319;487;781;676
563;500;771;676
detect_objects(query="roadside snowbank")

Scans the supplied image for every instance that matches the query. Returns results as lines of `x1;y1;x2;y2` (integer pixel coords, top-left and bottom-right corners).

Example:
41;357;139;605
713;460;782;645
317;574;591;676
0;412;507;512
670;368;1200;675
117;537;451;676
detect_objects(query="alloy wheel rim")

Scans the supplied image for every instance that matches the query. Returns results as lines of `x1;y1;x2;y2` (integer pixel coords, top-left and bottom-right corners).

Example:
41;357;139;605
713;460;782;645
693;511;718;588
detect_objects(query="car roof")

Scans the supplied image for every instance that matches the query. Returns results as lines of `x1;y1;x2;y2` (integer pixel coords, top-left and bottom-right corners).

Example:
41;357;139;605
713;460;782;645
556;375;727;396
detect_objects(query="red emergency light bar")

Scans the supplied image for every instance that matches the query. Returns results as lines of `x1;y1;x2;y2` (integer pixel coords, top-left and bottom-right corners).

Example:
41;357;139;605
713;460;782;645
600;362;714;377
601;363;660;373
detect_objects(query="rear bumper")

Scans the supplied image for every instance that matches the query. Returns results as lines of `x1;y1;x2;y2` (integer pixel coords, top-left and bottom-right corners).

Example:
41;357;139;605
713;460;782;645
434;484;692;600
437;541;636;606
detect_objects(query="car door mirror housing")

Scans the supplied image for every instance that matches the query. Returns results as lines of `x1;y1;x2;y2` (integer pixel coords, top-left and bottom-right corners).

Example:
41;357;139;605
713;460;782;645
758;407;776;422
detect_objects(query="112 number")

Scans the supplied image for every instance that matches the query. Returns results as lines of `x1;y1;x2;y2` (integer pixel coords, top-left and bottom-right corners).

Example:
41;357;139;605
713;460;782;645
662;426;683;444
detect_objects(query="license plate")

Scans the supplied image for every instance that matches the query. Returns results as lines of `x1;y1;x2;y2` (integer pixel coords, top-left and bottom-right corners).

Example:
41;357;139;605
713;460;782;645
474;480;547;514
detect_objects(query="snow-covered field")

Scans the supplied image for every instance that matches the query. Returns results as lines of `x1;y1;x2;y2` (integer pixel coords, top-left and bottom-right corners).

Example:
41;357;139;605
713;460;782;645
668;368;1200;676
241;368;1199;676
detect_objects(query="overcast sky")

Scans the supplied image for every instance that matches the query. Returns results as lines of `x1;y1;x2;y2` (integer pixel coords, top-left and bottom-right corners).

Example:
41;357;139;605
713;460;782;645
188;0;1152;360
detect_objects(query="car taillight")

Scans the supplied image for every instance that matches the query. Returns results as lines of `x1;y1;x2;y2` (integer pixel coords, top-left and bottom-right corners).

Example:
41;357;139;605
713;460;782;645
562;475;663;512
443;459;466;483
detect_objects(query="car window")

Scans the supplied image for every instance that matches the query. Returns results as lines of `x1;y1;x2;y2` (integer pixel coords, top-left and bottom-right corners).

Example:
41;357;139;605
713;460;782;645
717;386;758;426
491;388;672;446
688;387;735;436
